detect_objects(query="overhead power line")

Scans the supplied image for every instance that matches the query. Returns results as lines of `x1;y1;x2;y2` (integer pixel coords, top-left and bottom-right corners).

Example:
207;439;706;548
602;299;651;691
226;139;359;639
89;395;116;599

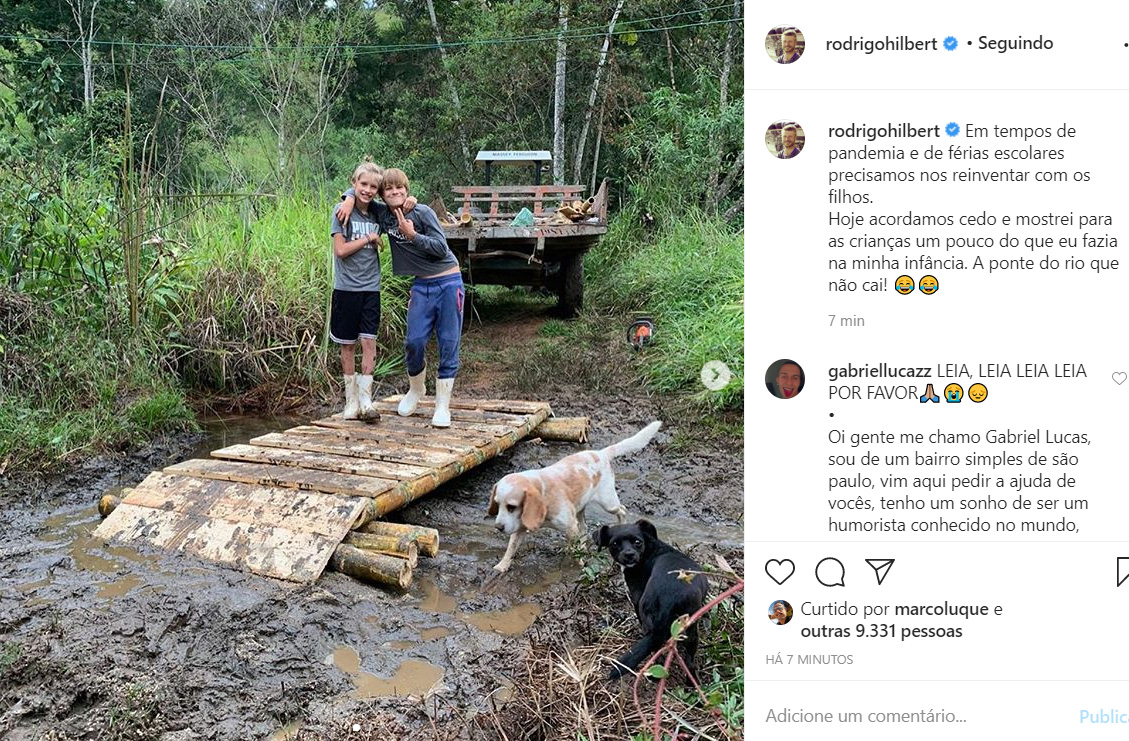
2;16;741;68
0;3;737;54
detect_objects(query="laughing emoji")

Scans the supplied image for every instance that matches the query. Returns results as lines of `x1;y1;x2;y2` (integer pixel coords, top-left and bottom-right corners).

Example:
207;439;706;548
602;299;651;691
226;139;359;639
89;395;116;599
919;275;939;295
895;275;915;295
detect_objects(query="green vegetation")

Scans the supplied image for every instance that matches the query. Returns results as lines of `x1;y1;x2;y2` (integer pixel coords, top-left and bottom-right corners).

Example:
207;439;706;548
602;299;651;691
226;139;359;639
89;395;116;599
0;285;197;472
0;643;20;675
0;1;743;465
673;593;745;731
170;194;408;391
104;682;166;741
591;213;743;409
495;213;742;411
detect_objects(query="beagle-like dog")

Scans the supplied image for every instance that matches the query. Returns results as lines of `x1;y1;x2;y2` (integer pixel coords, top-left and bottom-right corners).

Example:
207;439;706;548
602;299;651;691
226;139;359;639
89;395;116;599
487;421;662;575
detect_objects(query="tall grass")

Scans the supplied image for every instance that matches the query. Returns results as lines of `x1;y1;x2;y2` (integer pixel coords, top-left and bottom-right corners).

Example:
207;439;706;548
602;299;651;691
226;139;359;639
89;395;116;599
0;287;196;472
168;192;411;394
1;177;742;471
585;212;744;410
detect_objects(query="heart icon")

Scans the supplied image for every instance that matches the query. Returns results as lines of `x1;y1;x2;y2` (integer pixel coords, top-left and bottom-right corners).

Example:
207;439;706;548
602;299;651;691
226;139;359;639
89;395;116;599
1114;372;1127;386
765;559;795;585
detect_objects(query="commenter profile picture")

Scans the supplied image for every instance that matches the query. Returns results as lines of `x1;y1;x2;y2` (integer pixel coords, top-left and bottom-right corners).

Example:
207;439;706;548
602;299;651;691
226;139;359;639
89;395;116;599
766;359;805;400
769;600;793;625
766;121;804;160
765;26;805;64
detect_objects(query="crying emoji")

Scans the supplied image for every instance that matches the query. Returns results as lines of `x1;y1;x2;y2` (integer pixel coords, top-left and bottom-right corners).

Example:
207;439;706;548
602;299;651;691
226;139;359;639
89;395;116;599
895;275;915;295
944;383;963;403
919;275;939;295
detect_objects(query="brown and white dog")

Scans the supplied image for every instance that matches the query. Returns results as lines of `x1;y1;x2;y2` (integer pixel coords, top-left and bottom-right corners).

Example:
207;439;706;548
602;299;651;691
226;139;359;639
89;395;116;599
487;421;662;575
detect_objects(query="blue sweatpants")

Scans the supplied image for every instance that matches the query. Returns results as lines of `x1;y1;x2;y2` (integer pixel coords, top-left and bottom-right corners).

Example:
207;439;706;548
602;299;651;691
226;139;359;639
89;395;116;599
405;273;464;379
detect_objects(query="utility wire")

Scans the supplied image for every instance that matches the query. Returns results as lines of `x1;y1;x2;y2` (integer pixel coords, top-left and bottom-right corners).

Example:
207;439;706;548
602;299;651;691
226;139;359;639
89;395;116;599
1;16;740;68
0;4;736;53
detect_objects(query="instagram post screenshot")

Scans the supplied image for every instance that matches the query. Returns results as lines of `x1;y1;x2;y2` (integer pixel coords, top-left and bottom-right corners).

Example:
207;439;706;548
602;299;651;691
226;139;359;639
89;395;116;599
751;1;1129;738
0;2;745;740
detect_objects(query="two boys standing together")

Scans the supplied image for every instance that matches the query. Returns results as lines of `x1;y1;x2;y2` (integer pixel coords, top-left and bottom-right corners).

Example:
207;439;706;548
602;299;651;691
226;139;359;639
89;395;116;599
329;162;464;428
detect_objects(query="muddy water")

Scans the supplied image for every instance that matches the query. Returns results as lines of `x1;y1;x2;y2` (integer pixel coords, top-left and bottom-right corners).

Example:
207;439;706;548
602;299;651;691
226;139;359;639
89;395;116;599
10;501;167;614
94;573;144;599
329;645;445;698
416;576;458;613
458;602;542;635
646;514;744;550
0;406;744;739
186;413;304;460
416;570;542;634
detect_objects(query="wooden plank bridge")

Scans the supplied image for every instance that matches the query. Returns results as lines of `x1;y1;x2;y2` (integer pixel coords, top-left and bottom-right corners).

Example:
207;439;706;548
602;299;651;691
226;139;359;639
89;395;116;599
93;396;551;583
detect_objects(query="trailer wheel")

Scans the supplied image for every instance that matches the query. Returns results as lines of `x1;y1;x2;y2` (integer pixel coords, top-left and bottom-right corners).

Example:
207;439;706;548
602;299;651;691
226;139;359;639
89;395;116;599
558;254;583;317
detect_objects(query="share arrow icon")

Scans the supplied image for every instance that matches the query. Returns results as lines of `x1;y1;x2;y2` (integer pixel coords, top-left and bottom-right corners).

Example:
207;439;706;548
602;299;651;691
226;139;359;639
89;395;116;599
865;559;895;586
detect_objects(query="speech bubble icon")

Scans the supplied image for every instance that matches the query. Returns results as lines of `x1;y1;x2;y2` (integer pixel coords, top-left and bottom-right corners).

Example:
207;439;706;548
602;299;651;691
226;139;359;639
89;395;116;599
815;557;846;587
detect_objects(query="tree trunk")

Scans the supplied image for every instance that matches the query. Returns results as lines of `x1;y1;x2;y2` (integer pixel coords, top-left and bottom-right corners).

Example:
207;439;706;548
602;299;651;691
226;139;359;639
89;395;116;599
718;0;740;116
571;0;625;184
706;0;741;211
66;0;100;107
425;0;473;180
277;116;288;181
715;150;744;204
722;195;743;222
552;0;568;184
82;45;93;105
589;95;606;194
664;27;676;91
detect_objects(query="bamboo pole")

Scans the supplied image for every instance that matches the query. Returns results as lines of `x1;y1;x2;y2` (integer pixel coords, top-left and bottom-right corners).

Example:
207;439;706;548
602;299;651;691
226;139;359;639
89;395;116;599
329;544;412;590
98;493;123;518
530;417;589;443
343;532;419;567
356;405;551;523
356;521;440;558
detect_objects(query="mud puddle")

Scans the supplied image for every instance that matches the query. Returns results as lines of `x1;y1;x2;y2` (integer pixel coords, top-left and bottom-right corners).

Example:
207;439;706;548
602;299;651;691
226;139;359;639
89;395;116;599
328;645;445;699
458;602;542;635
0;398;743;739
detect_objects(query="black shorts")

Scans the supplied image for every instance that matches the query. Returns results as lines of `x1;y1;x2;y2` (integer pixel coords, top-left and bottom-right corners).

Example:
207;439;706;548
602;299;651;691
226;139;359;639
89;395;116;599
330;290;380;344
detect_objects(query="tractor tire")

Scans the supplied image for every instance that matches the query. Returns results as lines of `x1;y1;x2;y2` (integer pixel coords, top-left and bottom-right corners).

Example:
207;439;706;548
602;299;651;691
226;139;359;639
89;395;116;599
558;254;584;317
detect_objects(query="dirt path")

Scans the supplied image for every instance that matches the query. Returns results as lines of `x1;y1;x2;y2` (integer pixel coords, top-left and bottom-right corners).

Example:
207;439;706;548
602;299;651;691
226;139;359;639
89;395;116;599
0;300;743;740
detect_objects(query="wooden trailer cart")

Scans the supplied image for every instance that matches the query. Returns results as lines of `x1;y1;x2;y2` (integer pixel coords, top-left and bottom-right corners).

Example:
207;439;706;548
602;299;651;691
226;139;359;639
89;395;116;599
433;150;608;318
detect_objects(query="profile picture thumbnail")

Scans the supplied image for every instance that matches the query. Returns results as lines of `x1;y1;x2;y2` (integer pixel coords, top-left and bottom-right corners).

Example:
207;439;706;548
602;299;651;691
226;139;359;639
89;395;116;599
769;600;793;625
766;26;805;64
766;121;804;160
766;359;805;400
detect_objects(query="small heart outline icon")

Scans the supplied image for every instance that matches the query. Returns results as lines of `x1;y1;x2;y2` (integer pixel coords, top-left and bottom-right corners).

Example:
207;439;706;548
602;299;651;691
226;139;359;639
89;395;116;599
765;558;796;585
1114;372;1127;386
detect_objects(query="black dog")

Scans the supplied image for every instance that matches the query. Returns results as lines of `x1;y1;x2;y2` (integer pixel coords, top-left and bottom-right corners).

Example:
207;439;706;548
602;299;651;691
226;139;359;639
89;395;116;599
594;519;708;680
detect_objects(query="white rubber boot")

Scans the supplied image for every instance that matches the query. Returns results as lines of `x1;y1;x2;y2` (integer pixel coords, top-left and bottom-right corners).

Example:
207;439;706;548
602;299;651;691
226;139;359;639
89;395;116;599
398;369;427;417
342;374;360;420
432;378;454;428
357;374;379;420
